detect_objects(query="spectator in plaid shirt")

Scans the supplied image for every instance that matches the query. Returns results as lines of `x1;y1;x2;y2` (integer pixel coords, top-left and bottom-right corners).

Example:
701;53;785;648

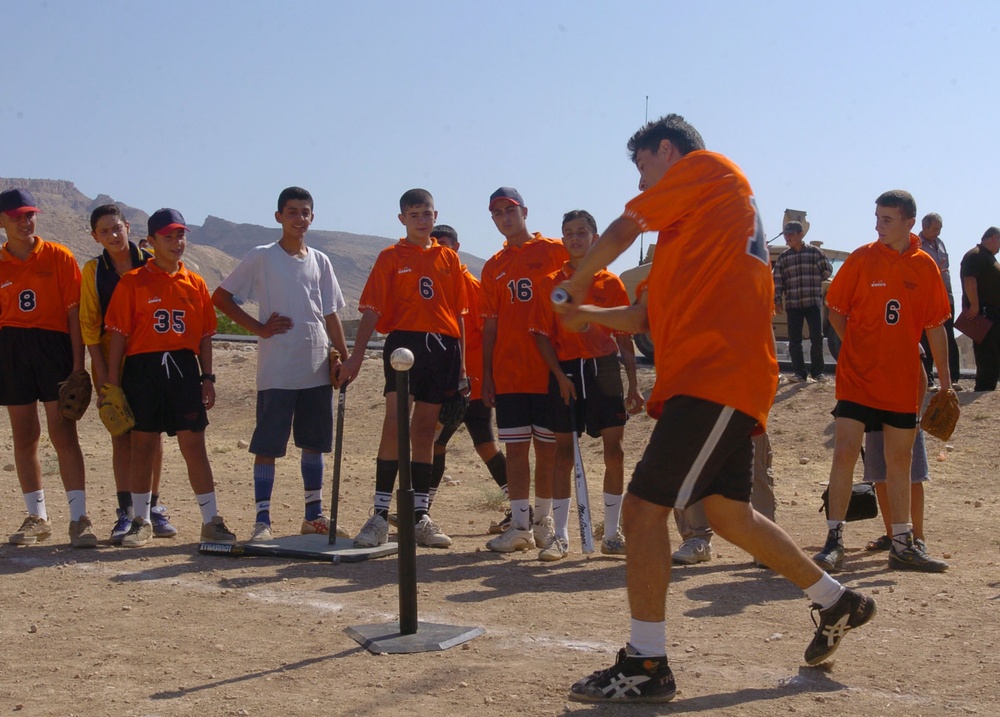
773;221;833;382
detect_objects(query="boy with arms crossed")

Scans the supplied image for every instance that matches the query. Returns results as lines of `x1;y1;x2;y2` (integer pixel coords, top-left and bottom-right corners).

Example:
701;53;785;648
213;187;350;543
556;115;875;702
530;209;641;560
0;188;97;547
105;209;236;547
339;189;467;549
81;204;173;543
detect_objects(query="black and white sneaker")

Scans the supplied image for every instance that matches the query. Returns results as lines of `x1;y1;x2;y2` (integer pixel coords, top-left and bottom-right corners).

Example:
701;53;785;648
569;645;676;703
804;588;877;665
812;528;845;572
889;533;949;572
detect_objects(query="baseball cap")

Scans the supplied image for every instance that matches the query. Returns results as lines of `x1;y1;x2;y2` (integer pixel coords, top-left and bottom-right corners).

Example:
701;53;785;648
0;188;41;216
147;208;188;237
489;187;524;210
783;221;804;234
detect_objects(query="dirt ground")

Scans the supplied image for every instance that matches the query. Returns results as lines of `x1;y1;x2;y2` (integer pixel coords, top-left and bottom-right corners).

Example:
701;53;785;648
1;342;997;717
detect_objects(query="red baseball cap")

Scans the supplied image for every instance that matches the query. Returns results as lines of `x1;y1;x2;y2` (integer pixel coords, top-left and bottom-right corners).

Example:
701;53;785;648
0;188;41;216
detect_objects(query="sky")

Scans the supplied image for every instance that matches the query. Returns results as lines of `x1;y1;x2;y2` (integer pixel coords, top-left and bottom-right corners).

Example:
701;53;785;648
3;1;998;297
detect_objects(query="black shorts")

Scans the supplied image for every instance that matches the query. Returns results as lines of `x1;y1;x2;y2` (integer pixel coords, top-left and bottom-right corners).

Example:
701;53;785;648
548;354;627;437
495;392;554;443
629;395;758;509
382;330;461;404
0;327;72;405
122;350;208;436
250;385;333;457
833;400;917;430
436;398;495;447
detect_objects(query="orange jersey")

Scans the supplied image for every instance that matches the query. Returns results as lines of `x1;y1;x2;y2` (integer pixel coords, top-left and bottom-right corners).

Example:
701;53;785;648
461;265;486;400
481;233;569;395
0;237;81;333
358;239;467;338
826;234;950;413
104;259;217;355
623;150;778;427
531;263;628;361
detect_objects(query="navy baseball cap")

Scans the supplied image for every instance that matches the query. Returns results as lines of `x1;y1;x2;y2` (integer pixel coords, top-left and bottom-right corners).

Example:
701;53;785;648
147;208;188;237
489;187;524;210
0;188;40;216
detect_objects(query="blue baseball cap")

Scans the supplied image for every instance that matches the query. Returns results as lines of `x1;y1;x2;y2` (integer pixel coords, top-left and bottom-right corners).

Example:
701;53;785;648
147;208;188;236
489;187;524;210
0;188;40;216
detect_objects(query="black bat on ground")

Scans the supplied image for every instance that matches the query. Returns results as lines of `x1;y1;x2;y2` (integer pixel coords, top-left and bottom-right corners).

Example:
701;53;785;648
198;542;370;564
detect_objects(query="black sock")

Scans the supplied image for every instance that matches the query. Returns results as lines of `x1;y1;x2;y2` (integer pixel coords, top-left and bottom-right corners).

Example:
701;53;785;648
485;452;508;489
411;462;433;521
116;491;131;513
374;459;398;518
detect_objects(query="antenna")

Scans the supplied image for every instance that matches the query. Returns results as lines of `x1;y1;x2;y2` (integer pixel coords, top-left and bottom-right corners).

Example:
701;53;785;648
639;95;649;264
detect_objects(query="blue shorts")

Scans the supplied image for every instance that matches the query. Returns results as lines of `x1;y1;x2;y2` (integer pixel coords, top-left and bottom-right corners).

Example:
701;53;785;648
249;385;333;457
0;327;72;405
862;428;930;484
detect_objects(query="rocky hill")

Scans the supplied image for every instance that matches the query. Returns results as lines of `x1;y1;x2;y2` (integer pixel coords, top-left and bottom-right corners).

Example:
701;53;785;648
1;178;486;320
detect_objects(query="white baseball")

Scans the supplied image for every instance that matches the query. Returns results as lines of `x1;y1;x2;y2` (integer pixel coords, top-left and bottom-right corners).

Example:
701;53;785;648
390;347;415;371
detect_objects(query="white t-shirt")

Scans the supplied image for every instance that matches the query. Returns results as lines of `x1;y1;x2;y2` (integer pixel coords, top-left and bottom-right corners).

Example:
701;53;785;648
220;242;345;390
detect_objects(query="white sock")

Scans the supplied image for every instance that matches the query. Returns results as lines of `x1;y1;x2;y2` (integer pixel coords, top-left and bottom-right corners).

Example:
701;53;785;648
510;499;531;530
826;520;845;544
195;492;218;523
534;497;552;521
552;498;571;542
628;618;667;657
603;492;623;538
131;492;153;523
891;523;912;553
66;490;86;521
804;573;845;609
24;490;47;520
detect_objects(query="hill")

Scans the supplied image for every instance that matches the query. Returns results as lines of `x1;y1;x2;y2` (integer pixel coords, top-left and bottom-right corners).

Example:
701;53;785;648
0;178;486;319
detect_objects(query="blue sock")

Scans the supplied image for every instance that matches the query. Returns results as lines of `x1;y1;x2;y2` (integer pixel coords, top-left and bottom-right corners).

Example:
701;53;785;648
254;463;275;524
302;452;324;521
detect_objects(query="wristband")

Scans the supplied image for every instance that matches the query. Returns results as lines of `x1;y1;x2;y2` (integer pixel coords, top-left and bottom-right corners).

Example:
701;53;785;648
200;374;217;383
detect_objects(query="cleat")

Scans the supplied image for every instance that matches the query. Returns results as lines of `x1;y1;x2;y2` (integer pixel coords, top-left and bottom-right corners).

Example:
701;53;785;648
804;588;877;665
69;515;98;548
812;528;845;572
248;521;273;543
488;509;512;535
414;516;452;548
9;515;52;545
201;516;237;544
354;513;389;548
150;504;178;538
889;533;949;572
110;509;132;545
121;518;153;548
601;530;627;556
672;537;712;565
301;515;350;538
538;535;569;562
532;515;556;547
570;645;676;703
486;526;535;553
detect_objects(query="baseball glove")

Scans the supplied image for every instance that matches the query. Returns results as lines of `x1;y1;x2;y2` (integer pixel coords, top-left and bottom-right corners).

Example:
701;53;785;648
58;370;93;421
438;380;470;430
921;389;959;441
98;384;136;437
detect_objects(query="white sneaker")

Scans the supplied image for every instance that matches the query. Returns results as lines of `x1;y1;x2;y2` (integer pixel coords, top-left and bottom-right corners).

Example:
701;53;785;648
538;535;569;562
486;526;535;552
414;516;452;548
672;537;712;565
248;521;273;543
601;530;627;555
532;515;556;547
354;513;389;548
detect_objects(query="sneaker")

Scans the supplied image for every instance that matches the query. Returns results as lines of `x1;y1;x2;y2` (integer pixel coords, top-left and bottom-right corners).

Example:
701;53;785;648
150;504;178;538
804;588;877;665
386;513;399;528
121;518;153;548
301;515;350;538
953;382;964;392
788;374;806;383
672;537;711;565
486;526;535;553
569;645;676;703
200;516;237;544
9;515;52;545
539;535;569;562
69;515;98;548
532;515;556;547
805;376;817;384
248;521;273;543
601;530;627;556
110;509;132;545
354;513;389;548
812;374;827;383
414;516;453;548
812;529;845;572
889;534;949;572
488;509;512;535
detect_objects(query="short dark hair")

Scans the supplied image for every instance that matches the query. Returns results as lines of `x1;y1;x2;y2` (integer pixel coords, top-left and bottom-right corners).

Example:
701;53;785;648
627;113;706;163
562;210;598;234
430;224;458;242
277;186;313;213
400;188;434;213
982;227;1000;242
875;190;917;220
89;204;126;231
922;212;942;229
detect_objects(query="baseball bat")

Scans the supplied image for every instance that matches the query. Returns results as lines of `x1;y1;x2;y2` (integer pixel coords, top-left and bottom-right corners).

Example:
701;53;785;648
568;393;595;554
329;382;348;544
199;541;348;563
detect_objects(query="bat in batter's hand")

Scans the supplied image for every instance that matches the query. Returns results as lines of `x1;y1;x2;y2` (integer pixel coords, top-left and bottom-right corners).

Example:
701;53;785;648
568;393;595;554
